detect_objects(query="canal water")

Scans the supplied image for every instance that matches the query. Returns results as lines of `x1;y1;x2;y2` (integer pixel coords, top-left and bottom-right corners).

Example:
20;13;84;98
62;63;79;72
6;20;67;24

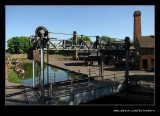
13;63;82;86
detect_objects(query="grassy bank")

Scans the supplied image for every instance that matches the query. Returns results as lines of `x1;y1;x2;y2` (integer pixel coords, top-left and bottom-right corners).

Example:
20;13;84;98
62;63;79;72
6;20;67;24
8;69;19;84
19;58;28;61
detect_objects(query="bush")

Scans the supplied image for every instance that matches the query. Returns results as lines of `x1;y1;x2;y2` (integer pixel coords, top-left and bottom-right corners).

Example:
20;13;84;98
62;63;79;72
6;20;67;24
8;64;15;69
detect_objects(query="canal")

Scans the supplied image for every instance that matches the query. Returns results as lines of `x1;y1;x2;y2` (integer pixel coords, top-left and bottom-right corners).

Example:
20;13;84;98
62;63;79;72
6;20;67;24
8;62;154;105
9;62;83;86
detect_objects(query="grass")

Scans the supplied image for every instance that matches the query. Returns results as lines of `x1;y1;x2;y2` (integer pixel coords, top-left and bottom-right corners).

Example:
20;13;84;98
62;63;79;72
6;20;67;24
9;57;14;61
8;69;19;84
19;58;28;61
9;57;29;61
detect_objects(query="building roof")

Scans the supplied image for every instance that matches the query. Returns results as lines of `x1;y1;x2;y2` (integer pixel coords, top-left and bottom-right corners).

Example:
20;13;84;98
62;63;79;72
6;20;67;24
137;36;155;48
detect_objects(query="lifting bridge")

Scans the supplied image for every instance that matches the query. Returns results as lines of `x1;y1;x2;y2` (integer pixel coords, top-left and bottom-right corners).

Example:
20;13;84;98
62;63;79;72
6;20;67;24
29;26;131;104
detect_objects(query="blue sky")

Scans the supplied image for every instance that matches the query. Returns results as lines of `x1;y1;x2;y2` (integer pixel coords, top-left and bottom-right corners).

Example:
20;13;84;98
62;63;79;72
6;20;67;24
5;5;154;49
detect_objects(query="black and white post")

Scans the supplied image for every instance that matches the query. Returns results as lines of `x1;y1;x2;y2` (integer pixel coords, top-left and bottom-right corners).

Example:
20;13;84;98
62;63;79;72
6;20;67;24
35;26;49;104
40;38;45;104
100;51;104;77
125;37;131;86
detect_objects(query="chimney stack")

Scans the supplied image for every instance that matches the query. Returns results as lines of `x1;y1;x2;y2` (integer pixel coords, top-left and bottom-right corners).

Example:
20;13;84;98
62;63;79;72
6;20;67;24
133;11;141;45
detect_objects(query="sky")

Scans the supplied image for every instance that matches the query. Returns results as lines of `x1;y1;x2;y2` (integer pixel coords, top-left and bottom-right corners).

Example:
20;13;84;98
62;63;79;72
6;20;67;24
5;5;154;49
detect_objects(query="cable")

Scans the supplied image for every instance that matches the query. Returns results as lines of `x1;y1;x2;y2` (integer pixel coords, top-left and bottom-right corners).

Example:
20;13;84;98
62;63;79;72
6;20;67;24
49;32;98;37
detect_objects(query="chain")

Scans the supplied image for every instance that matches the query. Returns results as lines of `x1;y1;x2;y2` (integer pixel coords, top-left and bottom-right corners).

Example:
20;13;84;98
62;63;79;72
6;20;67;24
47;42;49;84
36;61;40;85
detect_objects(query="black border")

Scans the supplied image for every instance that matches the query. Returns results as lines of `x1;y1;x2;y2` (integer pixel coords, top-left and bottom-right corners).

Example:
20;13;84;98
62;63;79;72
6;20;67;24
1;0;160;113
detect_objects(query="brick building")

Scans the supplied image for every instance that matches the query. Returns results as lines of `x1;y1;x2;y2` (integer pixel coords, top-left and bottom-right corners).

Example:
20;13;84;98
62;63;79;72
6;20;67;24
133;11;155;71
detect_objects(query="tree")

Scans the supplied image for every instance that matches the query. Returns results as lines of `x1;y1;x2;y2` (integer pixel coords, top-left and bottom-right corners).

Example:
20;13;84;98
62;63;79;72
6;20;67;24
130;41;134;46
7;36;32;54
99;36;116;42
69;36;91;42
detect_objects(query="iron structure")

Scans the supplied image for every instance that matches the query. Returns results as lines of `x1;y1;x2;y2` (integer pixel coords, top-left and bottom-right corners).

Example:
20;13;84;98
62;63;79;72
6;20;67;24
30;26;131;104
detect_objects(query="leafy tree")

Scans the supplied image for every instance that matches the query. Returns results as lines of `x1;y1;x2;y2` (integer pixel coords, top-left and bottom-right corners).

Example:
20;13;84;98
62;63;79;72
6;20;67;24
7;36;32;53
69;36;91;42
83;36;92;41
130;41;134;46
99;36;116;42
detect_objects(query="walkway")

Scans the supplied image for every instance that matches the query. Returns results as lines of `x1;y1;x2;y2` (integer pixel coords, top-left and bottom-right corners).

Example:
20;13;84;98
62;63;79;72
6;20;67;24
5;79;29;105
44;56;154;84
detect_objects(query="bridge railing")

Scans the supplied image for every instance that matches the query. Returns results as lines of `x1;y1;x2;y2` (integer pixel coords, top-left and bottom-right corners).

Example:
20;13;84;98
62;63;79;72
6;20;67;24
35;69;126;99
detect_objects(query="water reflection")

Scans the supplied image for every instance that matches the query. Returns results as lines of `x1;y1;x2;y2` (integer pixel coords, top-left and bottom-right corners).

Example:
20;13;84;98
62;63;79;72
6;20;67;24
15;63;82;86
18;73;24;85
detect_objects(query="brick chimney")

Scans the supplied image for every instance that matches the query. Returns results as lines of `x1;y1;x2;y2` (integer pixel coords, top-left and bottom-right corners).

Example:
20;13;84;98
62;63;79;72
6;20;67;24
133;11;141;45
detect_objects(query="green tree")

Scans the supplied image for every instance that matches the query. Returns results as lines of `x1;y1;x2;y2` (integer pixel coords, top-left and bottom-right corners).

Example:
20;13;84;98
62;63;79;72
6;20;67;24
69;36;91;42
130;41;134;46
83;36;92;41
7;36;32;54
99;36;116;42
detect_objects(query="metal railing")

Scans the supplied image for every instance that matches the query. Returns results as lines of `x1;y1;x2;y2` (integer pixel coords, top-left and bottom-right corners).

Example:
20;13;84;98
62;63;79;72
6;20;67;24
35;68;126;100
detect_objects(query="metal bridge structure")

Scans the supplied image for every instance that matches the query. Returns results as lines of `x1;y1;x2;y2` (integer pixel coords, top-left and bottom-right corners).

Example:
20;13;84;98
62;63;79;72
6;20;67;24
29;26;131;104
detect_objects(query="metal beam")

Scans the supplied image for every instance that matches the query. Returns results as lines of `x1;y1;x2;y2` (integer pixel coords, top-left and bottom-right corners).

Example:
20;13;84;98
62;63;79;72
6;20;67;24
125;37;131;86
125;49;129;85
40;39;45;104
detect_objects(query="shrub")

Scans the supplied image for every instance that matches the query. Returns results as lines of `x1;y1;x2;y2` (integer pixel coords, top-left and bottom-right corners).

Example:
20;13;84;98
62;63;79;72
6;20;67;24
8;64;15;69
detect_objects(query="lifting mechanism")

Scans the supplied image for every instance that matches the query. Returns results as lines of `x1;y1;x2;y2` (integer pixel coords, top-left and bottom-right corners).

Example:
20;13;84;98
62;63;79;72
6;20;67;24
29;26;131;104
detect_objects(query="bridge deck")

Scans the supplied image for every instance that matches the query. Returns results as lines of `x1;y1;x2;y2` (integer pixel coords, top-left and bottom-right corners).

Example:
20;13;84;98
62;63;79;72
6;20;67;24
36;77;122;99
35;57;154;104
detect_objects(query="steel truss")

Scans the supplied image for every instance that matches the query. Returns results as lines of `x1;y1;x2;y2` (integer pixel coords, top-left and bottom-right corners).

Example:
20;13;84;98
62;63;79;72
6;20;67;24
30;26;131;104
